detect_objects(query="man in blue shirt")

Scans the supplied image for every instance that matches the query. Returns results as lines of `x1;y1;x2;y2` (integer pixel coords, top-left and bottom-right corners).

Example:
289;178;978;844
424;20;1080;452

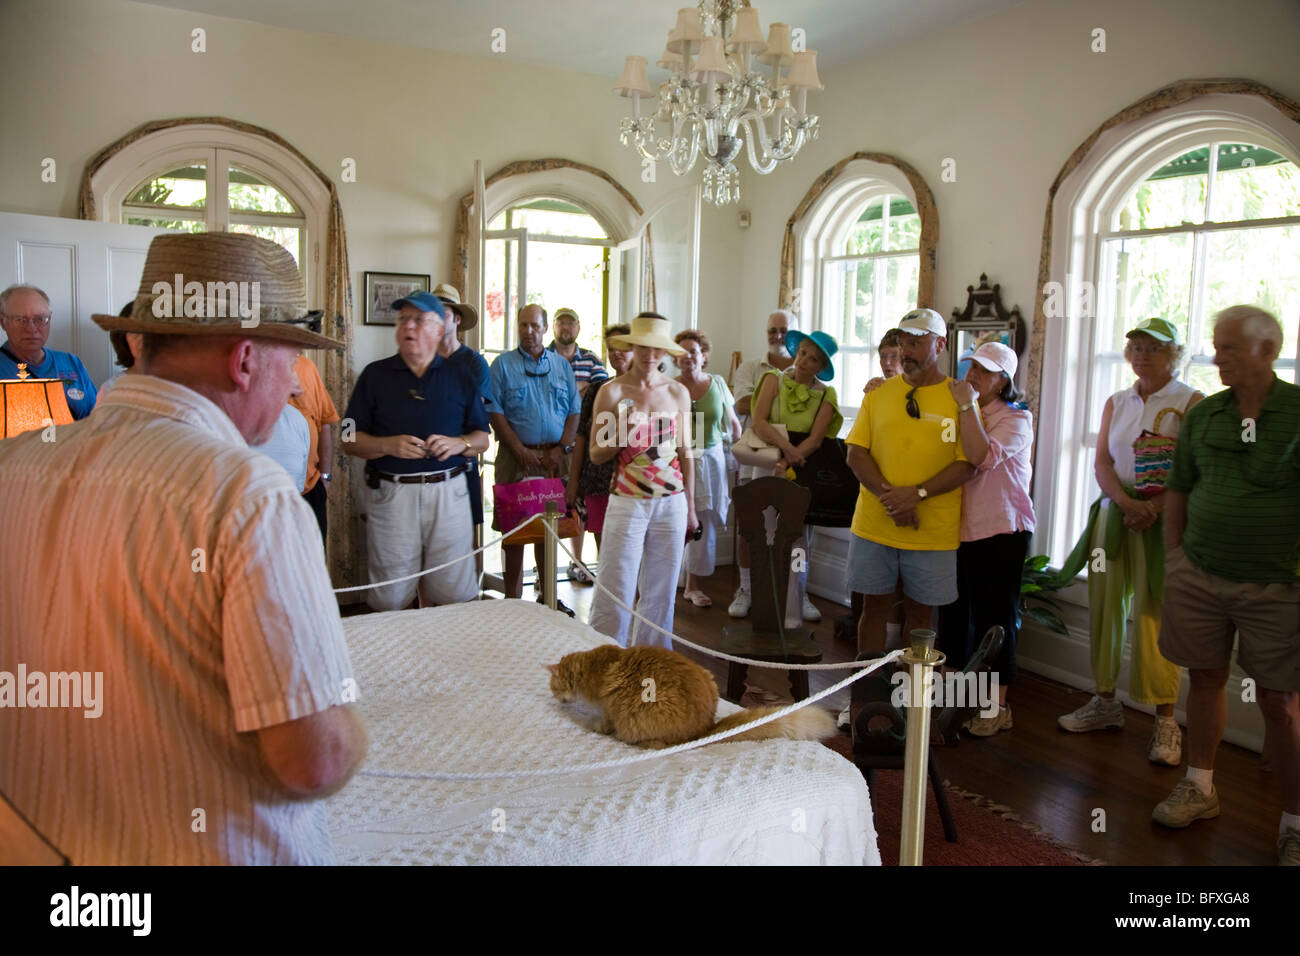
0;284;98;419
488;304;580;605
344;292;491;611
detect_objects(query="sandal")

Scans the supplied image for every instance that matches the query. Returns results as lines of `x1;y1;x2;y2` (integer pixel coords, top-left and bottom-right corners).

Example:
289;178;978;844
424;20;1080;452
683;588;713;608
567;561;593;586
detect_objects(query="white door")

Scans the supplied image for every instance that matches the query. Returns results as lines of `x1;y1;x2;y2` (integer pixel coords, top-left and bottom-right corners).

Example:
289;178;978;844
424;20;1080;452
0;212;177;385
609;184;701;332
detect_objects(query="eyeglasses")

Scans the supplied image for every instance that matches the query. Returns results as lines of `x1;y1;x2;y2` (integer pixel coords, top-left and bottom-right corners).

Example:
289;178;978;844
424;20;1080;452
3;314;51;328
905;385;920;419
1129;343;1166;355
767;327;788;336
397;313;441;328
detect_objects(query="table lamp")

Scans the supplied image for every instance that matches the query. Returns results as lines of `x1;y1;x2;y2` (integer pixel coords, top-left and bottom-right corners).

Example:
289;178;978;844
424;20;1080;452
1;363;75;438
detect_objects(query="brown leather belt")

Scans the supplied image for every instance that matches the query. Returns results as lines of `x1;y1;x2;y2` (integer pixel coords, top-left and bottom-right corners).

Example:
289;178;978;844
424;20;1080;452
372;464;469;484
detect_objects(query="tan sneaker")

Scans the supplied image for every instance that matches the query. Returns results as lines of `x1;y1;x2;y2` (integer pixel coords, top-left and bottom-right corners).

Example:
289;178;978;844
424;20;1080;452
1148;716;1183;766
1152;779;1220;828
1280;827;1300;866
964;706;1013;737
1058;694;1124;732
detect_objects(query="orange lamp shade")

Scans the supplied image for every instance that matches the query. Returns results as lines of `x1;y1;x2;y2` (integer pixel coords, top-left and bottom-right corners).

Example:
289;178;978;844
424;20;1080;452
1;376;75;438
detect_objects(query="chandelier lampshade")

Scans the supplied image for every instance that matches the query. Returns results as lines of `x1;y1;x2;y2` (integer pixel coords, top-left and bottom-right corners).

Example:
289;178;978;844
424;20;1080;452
616;1;823;205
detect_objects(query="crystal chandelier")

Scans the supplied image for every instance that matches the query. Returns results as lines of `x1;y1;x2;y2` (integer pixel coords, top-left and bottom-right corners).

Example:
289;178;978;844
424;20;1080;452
615;1;823;205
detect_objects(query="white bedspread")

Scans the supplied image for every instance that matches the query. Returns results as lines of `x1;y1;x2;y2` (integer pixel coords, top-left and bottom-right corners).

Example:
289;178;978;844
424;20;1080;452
326;599;879;865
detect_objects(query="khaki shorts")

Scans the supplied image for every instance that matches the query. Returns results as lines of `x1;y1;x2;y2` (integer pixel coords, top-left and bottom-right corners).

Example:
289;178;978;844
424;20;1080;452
1158;545;1300;692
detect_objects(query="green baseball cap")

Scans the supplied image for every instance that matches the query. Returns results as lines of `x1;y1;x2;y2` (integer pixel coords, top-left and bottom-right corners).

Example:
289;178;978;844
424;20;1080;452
1126;317;1180;344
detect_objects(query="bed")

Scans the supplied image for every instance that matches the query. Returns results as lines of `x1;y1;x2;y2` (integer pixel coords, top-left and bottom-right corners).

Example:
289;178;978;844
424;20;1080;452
325;599;879;865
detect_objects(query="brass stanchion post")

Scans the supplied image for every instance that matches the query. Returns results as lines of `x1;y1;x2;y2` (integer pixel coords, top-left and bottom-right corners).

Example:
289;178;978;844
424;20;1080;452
899;628;944;866
541;501;558;611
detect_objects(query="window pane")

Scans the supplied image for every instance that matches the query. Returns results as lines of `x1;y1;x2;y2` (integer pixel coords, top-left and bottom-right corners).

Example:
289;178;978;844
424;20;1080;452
1185;361;1223;397
228;222;299;264
126;165;206;209
488;198;606;239
484;236;520;353
1210;144;1299;222
524;241;607;354
833;350;873;418
228;166;297;214
1099;233;1194;349
845;198;885;254
1115;147;1208;229
885;199;920;252
1203;224;1300;361
883;255;920;326
125;217;205;233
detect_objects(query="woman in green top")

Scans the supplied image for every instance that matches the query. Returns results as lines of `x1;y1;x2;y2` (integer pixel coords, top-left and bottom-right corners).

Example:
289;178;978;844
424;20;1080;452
751;329;843;630
675;330;742;607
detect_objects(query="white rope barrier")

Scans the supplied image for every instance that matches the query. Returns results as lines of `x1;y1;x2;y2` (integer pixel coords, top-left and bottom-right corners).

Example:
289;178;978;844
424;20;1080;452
358;648;901;782
553;535;873;671
332;514;538;594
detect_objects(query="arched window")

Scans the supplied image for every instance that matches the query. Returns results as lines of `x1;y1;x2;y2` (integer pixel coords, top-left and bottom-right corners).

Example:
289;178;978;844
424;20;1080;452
1038;92;1300;568
787;156;937;418
86;123;331;308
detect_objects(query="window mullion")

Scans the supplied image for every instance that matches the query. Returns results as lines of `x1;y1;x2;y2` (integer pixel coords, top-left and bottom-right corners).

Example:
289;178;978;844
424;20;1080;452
211;147;229;231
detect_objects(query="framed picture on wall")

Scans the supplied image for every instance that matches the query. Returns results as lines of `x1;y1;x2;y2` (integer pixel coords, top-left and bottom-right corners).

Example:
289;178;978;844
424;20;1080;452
364;271;430;326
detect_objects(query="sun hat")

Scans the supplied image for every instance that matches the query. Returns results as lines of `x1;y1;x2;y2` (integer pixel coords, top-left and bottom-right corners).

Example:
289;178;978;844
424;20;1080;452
92;232;342;350
431;282;478;331
969;341;1018;378
391;291;447;320
785;329;839;381
897;307;947;337
607;312;685;356
1126;317;1179;344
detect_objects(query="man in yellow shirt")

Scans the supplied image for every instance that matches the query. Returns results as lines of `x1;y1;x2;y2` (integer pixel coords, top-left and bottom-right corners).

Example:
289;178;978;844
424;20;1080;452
845;308;975;660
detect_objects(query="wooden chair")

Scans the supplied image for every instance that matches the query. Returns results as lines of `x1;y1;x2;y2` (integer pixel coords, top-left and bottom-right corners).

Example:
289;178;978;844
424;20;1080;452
698;477;823;701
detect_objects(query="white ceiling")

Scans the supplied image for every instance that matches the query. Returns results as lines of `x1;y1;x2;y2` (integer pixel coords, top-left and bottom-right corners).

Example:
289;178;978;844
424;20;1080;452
132;0;1027;78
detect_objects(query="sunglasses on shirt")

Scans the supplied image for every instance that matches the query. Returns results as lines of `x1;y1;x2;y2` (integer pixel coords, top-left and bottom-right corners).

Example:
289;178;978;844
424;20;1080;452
905;385;920;419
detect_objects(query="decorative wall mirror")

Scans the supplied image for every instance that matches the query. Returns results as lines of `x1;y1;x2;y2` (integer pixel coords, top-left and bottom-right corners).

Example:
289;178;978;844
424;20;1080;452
948;273;1026;379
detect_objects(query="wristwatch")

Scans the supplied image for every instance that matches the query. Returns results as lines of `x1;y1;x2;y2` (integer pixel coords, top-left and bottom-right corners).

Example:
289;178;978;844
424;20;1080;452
321;472;332;482
958;402;975;413
916;485;928;499
562;442;575;455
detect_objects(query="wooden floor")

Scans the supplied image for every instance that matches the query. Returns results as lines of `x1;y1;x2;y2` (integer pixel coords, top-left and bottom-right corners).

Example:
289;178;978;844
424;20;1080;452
345;561;1285;867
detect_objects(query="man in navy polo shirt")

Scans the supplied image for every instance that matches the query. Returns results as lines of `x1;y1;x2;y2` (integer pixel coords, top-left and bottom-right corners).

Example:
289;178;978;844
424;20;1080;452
343;291;491;610
488;304;580;605
0;284;98;419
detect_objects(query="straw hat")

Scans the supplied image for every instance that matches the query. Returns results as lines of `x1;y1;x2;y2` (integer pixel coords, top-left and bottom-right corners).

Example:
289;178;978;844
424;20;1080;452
606;312;685;356
92;232;342;351
432;282;478;331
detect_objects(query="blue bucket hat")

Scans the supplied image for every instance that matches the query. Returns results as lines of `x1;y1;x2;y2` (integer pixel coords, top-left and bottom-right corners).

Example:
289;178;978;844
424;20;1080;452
390;290;447;319
785;329;839;381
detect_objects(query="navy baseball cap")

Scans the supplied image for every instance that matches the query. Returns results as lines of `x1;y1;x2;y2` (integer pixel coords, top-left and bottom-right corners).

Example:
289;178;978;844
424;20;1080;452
390;291;447;318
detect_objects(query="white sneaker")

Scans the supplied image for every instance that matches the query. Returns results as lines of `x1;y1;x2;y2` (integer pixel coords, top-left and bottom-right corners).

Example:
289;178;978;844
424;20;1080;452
1148;716;1183;766
1058;694;1124;732
801;595;821;622
728;587;752;618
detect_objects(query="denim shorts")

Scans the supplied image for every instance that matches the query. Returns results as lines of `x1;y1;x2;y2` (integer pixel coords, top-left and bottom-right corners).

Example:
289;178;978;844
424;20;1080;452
846;533;957;607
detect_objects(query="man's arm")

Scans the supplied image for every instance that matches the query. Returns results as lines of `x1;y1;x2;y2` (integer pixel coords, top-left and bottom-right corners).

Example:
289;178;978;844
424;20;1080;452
1163;490;1188;550
318;422;335;484
732;361;756;417
256;704;368;799
344;430;426;461
846;443;889;497
878;460;976;513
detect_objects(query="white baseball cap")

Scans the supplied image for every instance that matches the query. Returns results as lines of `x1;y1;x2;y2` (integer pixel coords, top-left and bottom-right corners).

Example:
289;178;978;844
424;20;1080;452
969;342;1018;378
897;308;947;337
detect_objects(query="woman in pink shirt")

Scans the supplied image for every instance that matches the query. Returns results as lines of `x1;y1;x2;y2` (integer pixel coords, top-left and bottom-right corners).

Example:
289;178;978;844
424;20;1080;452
938;342;1036;736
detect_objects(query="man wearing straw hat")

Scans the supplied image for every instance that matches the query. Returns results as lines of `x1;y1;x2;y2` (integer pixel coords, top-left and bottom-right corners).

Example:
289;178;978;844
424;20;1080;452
0;232;367;864
344;290;491;610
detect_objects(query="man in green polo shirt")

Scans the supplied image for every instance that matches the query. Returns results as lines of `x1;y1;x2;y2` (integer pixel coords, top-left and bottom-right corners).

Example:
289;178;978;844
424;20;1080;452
1151;306;1300;866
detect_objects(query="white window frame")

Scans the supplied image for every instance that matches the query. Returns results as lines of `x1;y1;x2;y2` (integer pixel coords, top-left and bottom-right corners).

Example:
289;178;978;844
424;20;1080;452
792;159;922;420
1038;93;1300;570
87;124;330;308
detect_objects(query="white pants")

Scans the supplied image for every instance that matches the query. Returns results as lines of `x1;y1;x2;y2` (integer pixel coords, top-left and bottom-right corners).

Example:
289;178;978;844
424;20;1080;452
366;473;477;610
589;493;687;648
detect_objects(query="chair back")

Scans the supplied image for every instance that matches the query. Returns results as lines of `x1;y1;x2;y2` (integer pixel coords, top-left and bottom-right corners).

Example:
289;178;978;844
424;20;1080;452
731;477;809;634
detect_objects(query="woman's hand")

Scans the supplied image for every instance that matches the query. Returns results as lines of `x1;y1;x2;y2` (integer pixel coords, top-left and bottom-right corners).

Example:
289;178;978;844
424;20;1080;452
686;507;700;541
782;442;807;467
863;377;885;395
949;379;977;406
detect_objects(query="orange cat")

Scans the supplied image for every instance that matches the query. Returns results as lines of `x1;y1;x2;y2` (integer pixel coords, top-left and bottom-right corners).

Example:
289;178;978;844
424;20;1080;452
546;644;835;748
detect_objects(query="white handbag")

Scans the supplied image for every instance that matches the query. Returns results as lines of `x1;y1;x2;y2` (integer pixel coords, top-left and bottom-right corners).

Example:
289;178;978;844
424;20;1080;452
732;422;787;467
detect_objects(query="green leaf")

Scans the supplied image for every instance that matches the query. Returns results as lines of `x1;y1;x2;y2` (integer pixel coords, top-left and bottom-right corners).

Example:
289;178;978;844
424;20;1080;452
1026;554;1050;571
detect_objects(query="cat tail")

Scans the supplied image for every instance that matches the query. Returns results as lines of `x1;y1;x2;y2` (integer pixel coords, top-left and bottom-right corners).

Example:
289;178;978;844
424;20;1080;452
705;705;837;743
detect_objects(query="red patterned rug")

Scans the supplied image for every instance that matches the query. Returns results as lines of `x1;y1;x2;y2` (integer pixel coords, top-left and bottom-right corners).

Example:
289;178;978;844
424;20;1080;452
822;732;1104;866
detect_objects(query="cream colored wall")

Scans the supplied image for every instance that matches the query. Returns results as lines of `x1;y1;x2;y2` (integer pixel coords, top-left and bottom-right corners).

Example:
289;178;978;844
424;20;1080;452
0;0;733;372
729;0;1300;369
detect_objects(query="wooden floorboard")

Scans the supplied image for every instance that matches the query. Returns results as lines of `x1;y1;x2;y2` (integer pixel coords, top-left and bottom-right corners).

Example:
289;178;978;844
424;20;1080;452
344;561;1284;866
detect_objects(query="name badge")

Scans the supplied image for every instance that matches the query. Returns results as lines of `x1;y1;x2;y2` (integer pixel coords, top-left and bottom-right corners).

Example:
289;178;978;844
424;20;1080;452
66;388;85;401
